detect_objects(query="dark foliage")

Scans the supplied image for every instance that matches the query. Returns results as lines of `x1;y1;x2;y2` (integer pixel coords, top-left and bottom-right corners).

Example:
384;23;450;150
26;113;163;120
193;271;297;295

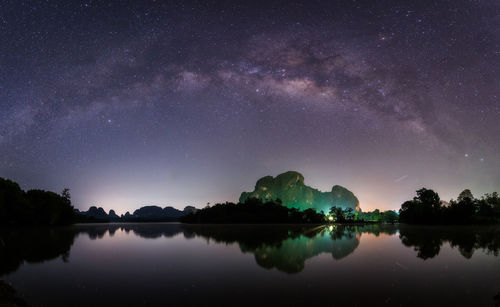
327;206;398;223
356;209;399;223
329;206;347;222
0;281;29;307
181;198;325;224
0;178;74;226
399;188;500;224
73;212;110;223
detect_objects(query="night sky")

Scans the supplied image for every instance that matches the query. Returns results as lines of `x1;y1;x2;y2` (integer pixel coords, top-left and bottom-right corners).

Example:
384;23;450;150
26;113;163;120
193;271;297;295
1;0;499;213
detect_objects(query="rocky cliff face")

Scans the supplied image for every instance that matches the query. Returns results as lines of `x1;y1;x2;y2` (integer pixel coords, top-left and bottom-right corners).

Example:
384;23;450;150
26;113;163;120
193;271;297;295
239;171;360;213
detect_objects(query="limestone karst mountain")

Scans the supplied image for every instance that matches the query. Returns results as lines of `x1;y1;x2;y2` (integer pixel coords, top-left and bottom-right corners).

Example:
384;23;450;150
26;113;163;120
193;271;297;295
239;171;360;213
76;205;197;222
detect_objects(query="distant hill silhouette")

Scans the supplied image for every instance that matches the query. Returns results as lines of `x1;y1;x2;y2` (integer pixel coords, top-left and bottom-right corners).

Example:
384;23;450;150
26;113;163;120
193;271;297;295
132;205;185;219
76;206;109;221
239;171;360;213
75;205;197;222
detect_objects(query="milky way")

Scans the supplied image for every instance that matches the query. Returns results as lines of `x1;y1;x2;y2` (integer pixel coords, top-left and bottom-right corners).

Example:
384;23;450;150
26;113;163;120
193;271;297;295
1;0;499;213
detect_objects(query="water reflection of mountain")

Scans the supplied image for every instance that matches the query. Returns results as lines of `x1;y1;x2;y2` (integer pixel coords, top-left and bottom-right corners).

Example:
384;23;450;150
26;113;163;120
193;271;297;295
2;224;500;279
247;227;359;273
0;224;185;278
399;225;500;260
186;224;399;273
77;223;184;240
183;225;364;273
0;224;371;277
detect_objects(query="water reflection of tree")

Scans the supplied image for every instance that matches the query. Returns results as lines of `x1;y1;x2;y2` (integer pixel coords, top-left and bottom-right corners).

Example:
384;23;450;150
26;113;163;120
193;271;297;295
0;224;401;278
0;228;76;277
0;227;79;306
4;224;499;277
398;226;500;260
0;224;186;280
1;224;499;307
250;227;360;273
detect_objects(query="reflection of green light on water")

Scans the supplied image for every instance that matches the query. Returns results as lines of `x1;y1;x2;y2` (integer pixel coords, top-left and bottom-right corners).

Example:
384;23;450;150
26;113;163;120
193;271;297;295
247;225;362;273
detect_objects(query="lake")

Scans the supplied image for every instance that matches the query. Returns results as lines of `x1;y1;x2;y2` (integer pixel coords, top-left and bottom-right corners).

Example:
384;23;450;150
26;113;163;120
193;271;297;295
1;223;500;306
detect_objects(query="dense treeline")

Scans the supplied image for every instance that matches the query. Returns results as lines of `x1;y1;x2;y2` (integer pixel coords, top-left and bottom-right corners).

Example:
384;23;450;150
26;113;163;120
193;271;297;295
328;207;398;223
5;175;499;226
356;209;399;223
0;178;74;226
182;198;398;224
181;198;325;223
399;188;500;224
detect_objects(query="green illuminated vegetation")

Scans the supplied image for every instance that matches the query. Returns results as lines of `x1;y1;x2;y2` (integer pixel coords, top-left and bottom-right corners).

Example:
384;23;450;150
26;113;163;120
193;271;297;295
181;198;399;224
3;175;499;226
325;206;398;223
239;171;360;213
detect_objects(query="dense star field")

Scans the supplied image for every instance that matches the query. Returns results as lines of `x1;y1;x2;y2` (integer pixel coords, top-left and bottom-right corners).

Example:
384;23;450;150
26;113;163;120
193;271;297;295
0;0;498;213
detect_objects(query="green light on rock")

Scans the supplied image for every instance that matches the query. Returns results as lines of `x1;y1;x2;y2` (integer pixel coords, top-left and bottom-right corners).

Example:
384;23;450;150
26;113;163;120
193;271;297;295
239;171;361;212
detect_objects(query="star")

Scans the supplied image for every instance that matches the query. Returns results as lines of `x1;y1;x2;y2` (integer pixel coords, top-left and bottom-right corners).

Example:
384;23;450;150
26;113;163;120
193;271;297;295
0;0;497;213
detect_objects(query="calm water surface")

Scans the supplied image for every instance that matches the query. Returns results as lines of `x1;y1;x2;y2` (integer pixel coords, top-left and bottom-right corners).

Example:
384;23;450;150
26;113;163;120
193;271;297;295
1;223;500;306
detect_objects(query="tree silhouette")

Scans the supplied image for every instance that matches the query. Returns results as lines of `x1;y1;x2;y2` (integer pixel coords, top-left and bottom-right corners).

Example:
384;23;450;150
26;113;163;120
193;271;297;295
399;188;441;224
0;177;75;226
400;188;500;224
182;198;325;224
329;207;345;222
457;189;474;202
62;188;71;202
